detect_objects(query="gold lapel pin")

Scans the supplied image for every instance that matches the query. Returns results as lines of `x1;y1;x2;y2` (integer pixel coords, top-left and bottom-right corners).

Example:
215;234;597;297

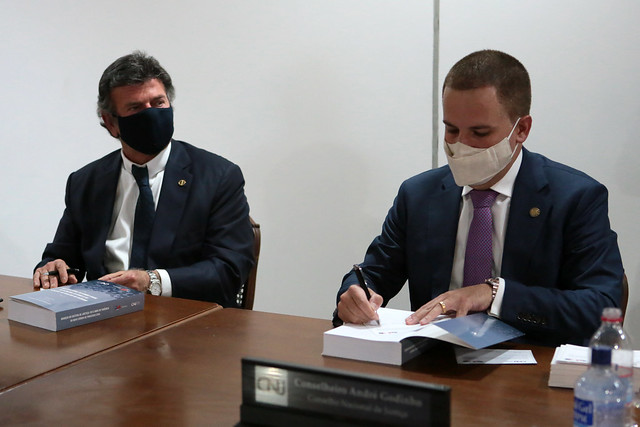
178;179;187;187
529;207;541;218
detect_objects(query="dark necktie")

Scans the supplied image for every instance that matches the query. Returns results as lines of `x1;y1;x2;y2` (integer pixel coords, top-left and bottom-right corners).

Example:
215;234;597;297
130;165;155;269
462;189;499;287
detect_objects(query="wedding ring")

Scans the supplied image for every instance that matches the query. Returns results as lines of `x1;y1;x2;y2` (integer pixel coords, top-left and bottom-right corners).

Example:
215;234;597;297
438;301;446;314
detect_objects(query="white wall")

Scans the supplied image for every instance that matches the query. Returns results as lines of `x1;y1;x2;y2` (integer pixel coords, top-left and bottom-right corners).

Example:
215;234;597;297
0;0;430;317
1;1;637;346
439;1;640;345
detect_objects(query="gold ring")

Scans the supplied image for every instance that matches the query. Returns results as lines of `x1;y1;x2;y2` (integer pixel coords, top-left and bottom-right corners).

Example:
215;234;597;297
438;301;446;314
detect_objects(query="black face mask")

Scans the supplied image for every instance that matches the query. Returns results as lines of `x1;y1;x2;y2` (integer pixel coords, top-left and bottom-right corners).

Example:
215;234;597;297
117;107;174;155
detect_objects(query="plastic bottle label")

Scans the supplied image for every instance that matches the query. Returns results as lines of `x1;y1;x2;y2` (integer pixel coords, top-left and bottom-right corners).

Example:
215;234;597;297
574;397;593;427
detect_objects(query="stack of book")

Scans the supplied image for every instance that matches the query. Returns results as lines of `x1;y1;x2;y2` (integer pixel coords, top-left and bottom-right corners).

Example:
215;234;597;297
323;307;524;366
548;344;640;389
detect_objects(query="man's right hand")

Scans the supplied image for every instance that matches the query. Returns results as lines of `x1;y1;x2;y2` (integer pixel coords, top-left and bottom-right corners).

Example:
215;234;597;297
33;260;78;289
336;284;383;324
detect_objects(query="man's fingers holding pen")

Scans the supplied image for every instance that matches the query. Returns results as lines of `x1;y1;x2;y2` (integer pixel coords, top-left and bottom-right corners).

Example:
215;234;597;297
33;259;72;288
34;268;58;289
337;285;382;324
33;269;46;288
62;271;79;285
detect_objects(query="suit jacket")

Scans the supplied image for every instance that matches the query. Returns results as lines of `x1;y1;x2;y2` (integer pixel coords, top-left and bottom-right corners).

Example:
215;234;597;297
339;148;623;346
38;140;254;307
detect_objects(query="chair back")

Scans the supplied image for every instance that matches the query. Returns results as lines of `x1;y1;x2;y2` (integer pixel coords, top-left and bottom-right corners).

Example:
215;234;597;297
622;273;629;320
236;216;260;309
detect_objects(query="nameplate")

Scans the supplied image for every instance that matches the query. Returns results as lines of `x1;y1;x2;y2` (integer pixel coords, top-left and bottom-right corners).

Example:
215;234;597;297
240;357;450;426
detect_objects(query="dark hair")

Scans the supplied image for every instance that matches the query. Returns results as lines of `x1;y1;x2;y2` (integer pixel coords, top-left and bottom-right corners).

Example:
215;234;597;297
443;50;531;120
97;51;175;126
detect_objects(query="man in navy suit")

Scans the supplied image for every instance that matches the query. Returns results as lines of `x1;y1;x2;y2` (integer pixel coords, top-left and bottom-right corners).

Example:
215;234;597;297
335;50;623;346
33;52;254;307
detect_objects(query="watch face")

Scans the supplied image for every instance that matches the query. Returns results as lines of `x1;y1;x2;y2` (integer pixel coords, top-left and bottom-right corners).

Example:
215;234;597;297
150;282;161;296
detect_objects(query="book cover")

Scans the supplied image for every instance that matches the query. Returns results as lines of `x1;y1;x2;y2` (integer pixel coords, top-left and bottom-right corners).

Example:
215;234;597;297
322;307;524;365
8;280;144;331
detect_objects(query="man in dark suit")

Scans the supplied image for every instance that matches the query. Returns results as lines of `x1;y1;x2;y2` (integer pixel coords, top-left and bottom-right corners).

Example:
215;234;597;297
335;50;623;346
33;52;254;307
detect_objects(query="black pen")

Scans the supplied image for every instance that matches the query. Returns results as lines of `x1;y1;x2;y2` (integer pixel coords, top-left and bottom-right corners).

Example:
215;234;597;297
353;264;380;325
353;264;372;299
42;268;80;277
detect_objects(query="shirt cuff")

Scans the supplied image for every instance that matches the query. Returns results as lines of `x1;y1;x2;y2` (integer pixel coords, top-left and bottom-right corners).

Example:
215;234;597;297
488;277;506;318
156;269;172;297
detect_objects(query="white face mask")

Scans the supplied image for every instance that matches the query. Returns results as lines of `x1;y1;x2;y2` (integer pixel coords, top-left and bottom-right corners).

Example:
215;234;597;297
444;118;521;187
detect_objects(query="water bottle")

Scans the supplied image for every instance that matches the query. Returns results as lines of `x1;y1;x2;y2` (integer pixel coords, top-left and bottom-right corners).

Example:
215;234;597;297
589;307;635;425
574;346;626;426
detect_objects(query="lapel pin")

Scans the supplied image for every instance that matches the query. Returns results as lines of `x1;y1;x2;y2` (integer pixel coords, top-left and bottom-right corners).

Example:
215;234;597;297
529;207;541;218
178;179;187;187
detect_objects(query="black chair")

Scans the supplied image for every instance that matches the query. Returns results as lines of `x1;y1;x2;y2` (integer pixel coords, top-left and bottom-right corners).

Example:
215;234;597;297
622;273;629;320
236;216;261;310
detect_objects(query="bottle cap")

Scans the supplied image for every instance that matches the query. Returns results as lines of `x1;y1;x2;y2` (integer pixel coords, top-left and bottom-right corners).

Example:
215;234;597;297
591;346;612;366
601;307;623;322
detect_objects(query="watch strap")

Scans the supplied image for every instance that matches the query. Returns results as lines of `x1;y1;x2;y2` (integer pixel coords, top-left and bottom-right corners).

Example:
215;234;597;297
485;277;500;301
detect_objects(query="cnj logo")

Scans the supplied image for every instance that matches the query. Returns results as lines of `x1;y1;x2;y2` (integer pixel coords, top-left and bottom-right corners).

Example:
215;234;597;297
257;376;286;395
255;366;288;406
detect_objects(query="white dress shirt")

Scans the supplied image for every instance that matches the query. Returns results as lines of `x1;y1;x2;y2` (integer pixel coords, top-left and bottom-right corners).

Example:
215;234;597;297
104;142;173;296
449;149;523;317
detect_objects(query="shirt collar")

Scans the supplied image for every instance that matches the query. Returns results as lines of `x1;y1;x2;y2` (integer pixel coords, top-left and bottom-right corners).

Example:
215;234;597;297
461;147;523;198
121;141;172;178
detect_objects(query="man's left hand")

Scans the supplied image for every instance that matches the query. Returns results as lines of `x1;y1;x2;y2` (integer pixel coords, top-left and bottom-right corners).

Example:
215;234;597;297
99;270;149;293
405;283;493;325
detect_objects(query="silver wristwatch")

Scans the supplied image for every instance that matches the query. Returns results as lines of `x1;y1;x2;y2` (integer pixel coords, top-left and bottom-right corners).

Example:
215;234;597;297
146;270;162;296
485;277;500;301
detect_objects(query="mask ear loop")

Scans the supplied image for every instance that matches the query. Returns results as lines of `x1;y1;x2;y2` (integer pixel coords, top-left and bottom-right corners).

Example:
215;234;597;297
507;117;522;141
107;112;121;139
503;117;523;166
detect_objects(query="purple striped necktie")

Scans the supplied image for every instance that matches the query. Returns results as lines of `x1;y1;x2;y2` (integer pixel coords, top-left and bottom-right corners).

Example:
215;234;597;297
462;189;498;287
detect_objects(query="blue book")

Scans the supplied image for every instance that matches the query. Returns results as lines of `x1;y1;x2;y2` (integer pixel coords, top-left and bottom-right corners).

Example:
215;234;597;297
8;280;144;331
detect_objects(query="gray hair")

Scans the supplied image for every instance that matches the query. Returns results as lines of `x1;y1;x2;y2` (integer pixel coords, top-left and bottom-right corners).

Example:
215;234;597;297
97;51;175;127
